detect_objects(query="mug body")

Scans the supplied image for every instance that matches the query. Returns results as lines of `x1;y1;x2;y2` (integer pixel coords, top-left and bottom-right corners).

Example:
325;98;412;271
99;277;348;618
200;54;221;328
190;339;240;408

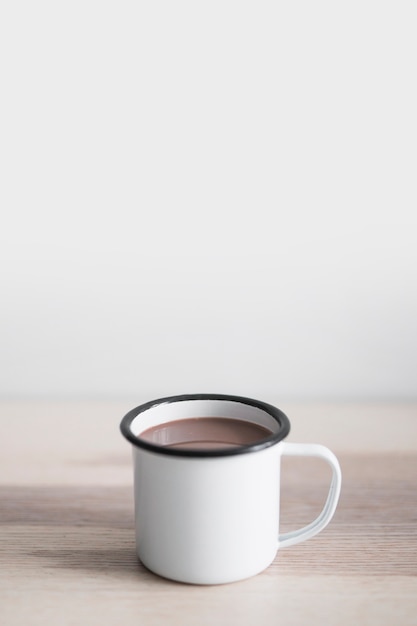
133;441;282;584
121;395;290;584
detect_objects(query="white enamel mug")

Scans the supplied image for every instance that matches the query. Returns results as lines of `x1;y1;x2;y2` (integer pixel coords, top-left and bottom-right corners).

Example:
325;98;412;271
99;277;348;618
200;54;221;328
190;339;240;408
120;394;342;585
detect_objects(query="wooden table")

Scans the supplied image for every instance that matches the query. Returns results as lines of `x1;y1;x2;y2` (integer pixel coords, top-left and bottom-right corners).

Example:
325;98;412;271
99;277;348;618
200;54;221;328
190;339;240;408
1;400;416;625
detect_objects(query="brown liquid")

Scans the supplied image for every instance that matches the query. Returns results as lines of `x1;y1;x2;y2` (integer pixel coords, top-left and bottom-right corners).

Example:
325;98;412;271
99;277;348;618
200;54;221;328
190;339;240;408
139;417;273;450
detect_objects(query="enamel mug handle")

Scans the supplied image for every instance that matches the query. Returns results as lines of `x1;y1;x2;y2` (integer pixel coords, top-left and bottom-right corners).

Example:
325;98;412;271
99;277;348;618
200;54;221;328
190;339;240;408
278;442;342;548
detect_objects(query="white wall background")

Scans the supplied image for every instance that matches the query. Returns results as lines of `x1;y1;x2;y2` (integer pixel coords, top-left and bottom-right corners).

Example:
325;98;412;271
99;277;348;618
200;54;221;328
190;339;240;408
1;1;416;400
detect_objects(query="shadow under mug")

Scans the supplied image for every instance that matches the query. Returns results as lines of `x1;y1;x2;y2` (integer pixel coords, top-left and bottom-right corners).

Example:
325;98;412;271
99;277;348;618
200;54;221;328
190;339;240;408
120;394;342;585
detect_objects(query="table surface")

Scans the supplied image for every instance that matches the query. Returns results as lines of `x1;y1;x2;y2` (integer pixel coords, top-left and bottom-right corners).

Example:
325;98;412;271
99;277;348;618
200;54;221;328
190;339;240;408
1;400;416;626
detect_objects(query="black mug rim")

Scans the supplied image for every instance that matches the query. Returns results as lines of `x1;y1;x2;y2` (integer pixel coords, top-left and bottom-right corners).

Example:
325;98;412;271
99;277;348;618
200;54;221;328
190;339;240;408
120;394;291;457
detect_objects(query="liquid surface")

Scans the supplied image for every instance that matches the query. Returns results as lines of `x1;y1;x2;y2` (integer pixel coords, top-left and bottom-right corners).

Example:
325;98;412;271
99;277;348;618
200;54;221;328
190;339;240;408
138;417;273;450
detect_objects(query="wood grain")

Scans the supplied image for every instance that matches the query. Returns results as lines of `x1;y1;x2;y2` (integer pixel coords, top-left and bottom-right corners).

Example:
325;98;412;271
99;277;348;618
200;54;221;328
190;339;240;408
1;402;417;625
1;454;416;577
